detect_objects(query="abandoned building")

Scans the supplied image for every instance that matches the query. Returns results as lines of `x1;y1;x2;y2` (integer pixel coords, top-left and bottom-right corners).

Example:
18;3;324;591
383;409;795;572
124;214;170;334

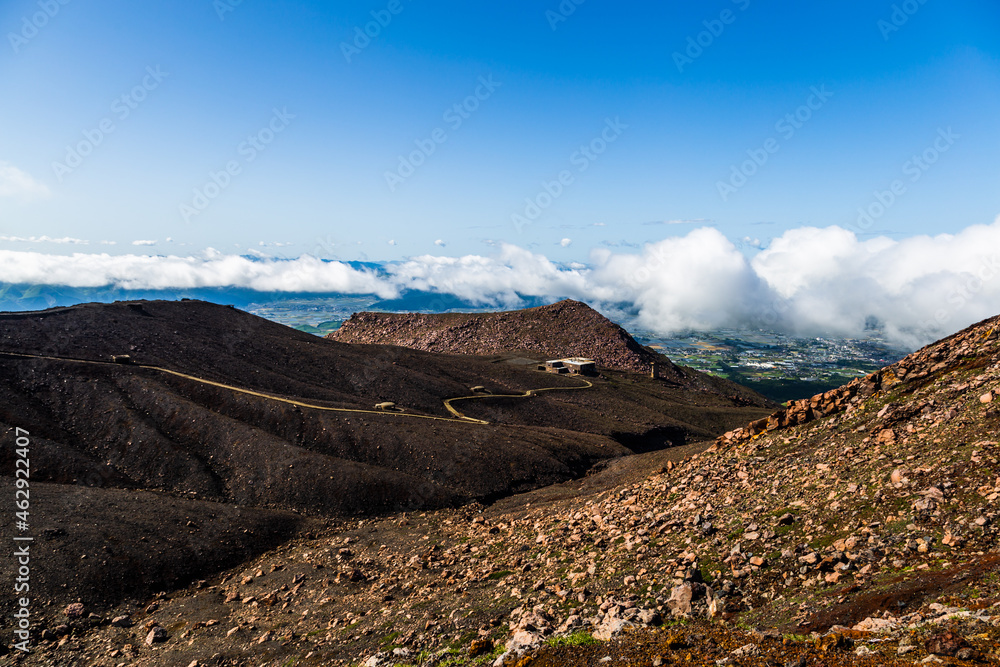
540;357;597;376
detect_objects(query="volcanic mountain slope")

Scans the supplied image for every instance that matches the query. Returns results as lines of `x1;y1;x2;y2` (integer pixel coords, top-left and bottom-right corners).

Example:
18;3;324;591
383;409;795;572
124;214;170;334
330;299;768;406
333;300;669;374
11;313;1000;666
0;299;772;615
0;300;773;511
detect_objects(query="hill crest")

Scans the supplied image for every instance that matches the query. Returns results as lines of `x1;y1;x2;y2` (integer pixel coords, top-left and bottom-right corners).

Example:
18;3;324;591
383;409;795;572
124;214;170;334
329;299;675;377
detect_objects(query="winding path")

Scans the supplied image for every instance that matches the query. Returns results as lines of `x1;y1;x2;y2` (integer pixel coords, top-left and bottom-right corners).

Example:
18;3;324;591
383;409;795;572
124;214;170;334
0;350;593;425
443;380;593;421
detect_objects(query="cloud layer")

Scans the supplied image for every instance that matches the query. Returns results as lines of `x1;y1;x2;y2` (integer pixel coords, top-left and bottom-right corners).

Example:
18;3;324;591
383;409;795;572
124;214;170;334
2;219;1000;348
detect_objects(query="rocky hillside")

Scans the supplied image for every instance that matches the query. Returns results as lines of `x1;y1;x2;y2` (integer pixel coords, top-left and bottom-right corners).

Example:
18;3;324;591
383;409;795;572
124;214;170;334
0;299;774;622
329;299;675;377
8;314;1000;664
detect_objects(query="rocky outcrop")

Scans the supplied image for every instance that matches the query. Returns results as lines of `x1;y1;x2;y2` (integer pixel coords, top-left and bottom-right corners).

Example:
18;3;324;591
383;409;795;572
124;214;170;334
329;299;682;378
713;315;1000;450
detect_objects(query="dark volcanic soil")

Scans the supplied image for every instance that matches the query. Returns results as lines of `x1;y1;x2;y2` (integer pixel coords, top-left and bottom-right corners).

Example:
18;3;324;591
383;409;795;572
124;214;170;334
0;300;772;513
2;303;1000;666
0;299;772;616
0;478;305;610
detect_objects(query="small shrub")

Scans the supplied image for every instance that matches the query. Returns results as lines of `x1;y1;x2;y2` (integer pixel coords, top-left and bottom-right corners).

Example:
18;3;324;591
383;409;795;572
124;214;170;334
545;631;600;648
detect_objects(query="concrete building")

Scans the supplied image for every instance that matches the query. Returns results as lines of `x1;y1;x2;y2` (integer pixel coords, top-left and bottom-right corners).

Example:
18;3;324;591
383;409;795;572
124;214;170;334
542;357;597;376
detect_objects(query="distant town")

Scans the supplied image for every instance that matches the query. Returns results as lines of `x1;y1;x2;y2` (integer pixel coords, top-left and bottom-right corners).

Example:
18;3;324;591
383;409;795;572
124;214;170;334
247;296;373;336
631;328;911;402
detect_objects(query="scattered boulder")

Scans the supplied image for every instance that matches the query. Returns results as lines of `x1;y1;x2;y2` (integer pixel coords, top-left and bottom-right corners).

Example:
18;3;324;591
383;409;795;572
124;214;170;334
925;630;970;656
145;626;168;646
110;615;133;628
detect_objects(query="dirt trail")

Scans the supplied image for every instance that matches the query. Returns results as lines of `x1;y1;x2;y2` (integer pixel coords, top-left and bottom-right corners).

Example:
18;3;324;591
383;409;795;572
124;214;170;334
0;349;594;425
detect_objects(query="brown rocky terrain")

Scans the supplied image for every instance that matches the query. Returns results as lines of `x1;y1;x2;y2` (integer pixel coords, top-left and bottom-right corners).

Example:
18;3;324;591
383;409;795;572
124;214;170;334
329;300;676;378
0;299;772;641
3;309;999;665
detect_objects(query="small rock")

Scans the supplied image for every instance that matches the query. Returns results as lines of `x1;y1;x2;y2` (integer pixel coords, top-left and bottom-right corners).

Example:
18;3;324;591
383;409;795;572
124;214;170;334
853;617;898;633
64;603;84;619
506;629;543;652
364;652;390;667
980;391;994;404
925;631;970;657
145;627;168;646
593;617;632;641
636;609;661;626
731;644;759;659
816;632;851;653
877;429;897;445
798;552;819;566
110;615;133;628
955;647;980;661
469;638;493;657
667;583;693;616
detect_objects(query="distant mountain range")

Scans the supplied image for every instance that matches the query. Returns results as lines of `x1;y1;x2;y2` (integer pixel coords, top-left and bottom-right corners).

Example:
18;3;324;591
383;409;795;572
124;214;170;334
0;281;552;314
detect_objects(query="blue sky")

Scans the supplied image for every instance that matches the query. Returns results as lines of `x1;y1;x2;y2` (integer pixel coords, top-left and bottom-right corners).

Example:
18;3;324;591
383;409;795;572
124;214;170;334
2;0;998;262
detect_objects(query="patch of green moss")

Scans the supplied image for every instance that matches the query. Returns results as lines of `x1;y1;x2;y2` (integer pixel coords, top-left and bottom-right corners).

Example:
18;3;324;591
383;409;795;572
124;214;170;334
545;631;600;648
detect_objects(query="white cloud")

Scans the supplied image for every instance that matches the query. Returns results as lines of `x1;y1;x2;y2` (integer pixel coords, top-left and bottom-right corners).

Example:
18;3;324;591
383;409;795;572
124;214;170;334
132;240;157;246
434;239;446;247
748;220;1000;346
384;219;1000;346
0;162;50;199
388;245;592;309
0;235;88;245
388;240;397;246
0;250;399;297
3;218;1000;348
560;238;572;247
